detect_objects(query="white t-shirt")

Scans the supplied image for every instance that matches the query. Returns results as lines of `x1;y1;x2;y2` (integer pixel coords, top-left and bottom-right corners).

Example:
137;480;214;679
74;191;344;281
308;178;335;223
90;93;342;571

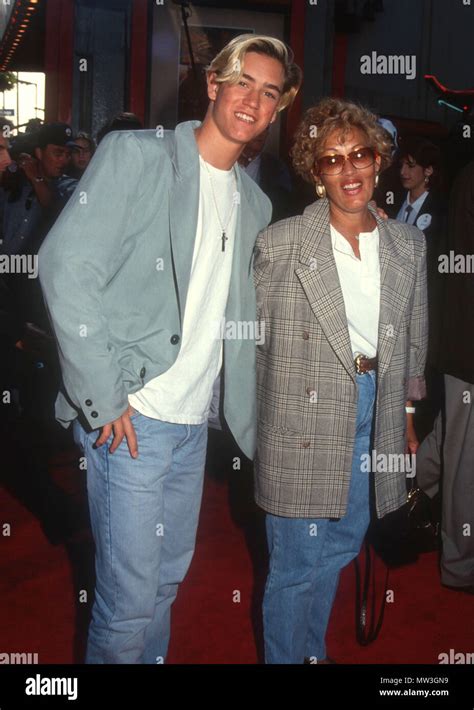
330;225;380;358
128;157;238;424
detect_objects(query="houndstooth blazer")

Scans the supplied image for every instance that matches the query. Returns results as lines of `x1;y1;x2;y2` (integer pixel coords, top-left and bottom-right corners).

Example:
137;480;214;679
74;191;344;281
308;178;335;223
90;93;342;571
254;198;428;519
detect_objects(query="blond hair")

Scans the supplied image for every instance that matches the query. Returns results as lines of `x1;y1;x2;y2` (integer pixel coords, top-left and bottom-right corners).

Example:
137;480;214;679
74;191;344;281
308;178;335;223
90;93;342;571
206;34;302;112
291;97;393;183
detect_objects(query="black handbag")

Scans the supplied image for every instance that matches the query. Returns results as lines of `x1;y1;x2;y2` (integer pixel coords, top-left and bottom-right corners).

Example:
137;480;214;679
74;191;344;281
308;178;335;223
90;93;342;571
368;480;440;567
354;479;440;645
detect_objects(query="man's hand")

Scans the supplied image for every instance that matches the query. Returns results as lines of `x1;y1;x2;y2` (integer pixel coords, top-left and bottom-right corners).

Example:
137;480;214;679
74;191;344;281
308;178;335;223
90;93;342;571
18;153;54;207
369;199;389;220
18;153;43;182
95;405;138;458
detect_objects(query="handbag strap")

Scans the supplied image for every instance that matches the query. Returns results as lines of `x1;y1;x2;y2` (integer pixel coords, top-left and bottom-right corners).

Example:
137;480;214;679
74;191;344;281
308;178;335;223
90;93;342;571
354;538;390;645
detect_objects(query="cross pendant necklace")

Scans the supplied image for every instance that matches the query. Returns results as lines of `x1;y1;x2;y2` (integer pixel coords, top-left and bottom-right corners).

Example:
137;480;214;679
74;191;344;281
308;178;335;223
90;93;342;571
203;159;237;254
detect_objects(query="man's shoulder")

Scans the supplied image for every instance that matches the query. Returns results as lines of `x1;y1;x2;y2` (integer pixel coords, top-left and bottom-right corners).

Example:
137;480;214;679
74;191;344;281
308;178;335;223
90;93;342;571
125;128;175;144
56;175;79;196
100;122;200;172
100;128;176;157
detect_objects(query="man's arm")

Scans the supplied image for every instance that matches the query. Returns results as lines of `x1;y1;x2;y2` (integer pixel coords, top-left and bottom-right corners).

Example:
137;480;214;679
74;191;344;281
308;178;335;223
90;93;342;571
39;131;145;453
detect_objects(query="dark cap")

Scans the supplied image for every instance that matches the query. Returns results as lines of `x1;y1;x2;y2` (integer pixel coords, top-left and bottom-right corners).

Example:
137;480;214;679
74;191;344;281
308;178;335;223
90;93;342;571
36;123;80;149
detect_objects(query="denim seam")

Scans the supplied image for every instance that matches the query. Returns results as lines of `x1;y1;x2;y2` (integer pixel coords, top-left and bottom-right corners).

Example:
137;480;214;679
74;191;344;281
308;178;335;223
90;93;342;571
174;422;205;450
101;440;118;657
263;516;280;599
174;424;192;450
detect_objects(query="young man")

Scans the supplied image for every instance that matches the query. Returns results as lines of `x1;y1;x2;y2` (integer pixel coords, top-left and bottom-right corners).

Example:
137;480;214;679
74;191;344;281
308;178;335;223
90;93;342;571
39;35;301;664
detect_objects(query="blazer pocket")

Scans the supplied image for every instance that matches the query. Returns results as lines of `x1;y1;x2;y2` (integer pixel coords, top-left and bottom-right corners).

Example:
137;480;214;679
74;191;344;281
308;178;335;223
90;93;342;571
258;420;300;436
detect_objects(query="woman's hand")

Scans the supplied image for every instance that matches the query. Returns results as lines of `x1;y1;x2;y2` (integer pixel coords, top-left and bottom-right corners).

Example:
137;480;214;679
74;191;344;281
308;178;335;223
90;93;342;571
406;423;419;455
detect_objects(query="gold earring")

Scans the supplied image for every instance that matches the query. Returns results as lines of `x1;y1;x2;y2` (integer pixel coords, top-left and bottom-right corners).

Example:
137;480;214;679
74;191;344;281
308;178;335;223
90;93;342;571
315;182;326;199
375;173;379;187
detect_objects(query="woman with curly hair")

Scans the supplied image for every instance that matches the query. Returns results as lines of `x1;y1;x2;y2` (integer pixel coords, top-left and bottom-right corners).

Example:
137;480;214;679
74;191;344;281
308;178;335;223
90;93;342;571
254;97;428;664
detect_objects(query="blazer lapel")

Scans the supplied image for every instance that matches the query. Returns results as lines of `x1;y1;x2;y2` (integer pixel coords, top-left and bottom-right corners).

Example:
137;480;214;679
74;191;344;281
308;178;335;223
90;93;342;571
168;121;201;325
226;166;269;313
224;167;244;322
295;200;356;382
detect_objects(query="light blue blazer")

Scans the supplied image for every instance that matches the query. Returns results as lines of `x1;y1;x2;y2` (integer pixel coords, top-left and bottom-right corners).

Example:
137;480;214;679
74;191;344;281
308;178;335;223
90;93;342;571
38;121;272;458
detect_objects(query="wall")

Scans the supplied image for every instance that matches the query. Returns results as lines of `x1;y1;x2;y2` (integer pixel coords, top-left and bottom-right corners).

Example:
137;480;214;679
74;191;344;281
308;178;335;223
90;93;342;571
71;0;131;137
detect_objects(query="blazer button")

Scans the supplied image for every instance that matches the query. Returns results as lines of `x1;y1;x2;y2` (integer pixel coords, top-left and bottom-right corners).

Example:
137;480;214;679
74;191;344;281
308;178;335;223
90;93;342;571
85;399;92;406
306;387;316;396
139;367;146;378
91;411;98;418
301;441;311;448
170;334;180;345
302;331;309;340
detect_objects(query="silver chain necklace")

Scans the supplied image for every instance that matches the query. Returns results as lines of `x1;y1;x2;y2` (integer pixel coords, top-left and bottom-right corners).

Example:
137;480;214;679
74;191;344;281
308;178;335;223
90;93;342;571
203;160;237;252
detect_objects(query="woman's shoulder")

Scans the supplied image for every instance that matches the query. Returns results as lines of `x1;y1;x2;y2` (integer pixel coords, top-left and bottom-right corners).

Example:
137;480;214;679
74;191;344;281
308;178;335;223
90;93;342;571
386;219;426;256
259;212;306;248
261;199;327;242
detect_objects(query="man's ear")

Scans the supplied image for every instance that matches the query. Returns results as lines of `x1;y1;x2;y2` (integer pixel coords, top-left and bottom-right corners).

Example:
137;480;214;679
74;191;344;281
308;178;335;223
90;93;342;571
269;111;278;125
207;72;219;102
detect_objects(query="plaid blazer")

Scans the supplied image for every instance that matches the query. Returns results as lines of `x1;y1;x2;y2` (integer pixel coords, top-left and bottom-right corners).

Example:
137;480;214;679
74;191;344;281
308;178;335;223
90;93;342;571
254;198;428;519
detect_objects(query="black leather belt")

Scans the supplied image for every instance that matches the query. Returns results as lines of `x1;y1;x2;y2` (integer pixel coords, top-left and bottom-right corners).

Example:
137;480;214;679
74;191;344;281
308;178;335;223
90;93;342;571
354;354;378;374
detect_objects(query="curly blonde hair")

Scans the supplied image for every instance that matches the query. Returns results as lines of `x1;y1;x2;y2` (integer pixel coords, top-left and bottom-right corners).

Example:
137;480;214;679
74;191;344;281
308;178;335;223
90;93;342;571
291;97;393;183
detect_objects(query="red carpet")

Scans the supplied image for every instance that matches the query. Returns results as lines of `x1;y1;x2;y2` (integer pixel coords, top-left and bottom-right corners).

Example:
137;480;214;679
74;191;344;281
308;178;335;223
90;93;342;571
0;449;472;665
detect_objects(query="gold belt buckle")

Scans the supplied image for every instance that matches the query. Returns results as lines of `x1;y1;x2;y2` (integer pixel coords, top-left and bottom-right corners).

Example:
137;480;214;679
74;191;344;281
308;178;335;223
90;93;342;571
355;353;365;374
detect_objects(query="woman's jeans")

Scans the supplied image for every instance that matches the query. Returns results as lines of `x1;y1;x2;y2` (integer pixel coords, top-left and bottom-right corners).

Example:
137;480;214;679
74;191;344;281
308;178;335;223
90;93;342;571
263;370;376;664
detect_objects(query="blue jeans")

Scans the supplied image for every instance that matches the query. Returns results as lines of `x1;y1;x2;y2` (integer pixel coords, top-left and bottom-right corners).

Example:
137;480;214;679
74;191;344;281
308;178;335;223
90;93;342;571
73;413;208;664
263;371;376;664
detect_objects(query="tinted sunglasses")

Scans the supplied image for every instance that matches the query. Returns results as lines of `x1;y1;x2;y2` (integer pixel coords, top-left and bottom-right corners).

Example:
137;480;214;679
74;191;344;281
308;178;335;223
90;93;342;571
316;147;377;176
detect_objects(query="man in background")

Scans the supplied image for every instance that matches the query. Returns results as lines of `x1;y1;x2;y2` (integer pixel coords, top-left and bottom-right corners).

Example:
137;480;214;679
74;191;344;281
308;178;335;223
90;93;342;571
238;126;295;222
417;158;474;594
